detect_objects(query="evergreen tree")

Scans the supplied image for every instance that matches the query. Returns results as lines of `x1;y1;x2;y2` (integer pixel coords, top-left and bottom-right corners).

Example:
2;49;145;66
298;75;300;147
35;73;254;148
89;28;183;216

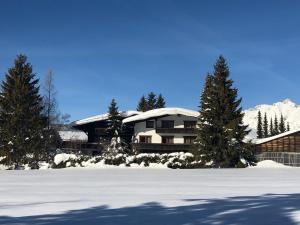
263;113;268;138
287;122;290;131
0;55;45;168
106;99;122;138
256;110;263;139
146;92;157;110
196;56;256;168
155;94;166;108
105;99;127;155
274;115;279;135
195;74;215;163
136;95;148;112
269;118;274;136
279;114;286;133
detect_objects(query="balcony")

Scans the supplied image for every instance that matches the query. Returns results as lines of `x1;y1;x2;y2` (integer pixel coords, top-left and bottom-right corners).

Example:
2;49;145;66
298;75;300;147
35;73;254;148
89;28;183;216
155;127;197;134
132;143;194;153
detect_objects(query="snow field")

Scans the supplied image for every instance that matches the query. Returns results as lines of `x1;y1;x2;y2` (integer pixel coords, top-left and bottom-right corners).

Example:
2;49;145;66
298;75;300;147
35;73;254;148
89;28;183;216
0;167;300;225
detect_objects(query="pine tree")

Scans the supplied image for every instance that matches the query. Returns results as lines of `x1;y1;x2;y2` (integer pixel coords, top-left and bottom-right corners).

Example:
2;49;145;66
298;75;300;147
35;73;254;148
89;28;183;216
270;118;274;136
137;95;148;112
155;94;166;108
106;99;122;138
274;115;279;135
0;55;45;168
256;111;263;139
195;74;215;163
287;122;290;131
279;114;286;133
196;56;256;168
263;113;268;138
105;99;127;155
146;92;157;110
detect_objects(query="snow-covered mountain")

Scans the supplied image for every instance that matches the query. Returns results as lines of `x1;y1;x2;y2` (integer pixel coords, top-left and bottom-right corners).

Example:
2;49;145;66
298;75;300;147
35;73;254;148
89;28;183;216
243;99;300;139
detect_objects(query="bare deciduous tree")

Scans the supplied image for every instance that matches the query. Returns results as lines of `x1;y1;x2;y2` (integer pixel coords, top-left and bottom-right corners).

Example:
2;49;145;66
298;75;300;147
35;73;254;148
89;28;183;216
43;69;60;129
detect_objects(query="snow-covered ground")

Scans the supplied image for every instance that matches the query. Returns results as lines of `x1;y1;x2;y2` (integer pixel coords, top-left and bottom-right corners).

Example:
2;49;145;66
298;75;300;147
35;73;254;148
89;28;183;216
0;167;300;225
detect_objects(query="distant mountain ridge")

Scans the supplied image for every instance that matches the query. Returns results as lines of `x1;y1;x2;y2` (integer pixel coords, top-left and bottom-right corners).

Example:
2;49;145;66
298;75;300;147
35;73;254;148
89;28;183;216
243;99;300;139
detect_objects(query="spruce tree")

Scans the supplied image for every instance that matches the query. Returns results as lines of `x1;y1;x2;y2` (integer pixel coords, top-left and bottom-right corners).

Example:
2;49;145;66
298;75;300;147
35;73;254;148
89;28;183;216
147;92;157;110
0;55;45;168
137;95;148;112
263;113;268;138
106;99;122;138
155;94;166;108
196;56;256;168
287;122;290;131
274;115;279;135
270;118;274;136
279;114;286;133
256;111;263;139
195;74;215;163
104;99;124;155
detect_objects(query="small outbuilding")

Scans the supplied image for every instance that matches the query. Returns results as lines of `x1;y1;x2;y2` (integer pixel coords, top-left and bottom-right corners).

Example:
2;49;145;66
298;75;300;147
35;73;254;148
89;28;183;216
255;129;300;166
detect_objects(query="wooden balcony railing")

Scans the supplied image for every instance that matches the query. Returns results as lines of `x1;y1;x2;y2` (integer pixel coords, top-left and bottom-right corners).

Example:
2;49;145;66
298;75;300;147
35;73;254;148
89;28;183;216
132;143;194;153
155;127;197;134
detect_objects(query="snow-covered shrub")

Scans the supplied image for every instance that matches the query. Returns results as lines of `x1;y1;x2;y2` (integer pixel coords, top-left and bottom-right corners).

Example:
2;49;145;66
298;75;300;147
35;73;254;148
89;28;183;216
104;153;127;165
49;152;201;169
164;152;200;169
131;153;162;166
52;153;78;168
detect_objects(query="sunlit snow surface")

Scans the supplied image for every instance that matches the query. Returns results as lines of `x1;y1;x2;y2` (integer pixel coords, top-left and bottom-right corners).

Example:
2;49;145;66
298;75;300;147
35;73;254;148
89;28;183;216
0;167;300;225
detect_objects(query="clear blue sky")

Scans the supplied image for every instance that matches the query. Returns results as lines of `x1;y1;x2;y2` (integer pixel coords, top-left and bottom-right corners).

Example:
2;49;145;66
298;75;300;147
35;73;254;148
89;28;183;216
1;0;300;121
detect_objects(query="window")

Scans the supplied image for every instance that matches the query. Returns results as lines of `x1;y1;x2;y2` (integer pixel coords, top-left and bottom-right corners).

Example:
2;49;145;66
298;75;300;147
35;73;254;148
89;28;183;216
146;120;155;128
184;121;197;128
161;120;174;128
140;136;152;143
162;136;174;144
184;136;196;144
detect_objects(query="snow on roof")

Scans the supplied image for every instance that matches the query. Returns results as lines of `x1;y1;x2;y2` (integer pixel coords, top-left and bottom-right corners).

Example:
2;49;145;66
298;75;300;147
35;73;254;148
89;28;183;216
255;129;300;145
123;108;199;123
73;111;141;126
58;131;88;142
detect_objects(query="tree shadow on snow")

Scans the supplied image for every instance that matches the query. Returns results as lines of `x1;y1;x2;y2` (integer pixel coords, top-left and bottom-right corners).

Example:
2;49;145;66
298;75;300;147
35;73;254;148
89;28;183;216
1;193;300;225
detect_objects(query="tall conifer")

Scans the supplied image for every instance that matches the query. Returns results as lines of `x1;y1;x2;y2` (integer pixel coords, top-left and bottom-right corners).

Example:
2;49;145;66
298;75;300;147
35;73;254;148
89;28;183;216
196;56;256;167
106;99;122;138
147;92;157;110
155;94;166;108
279;114;286;133
195;74;215;163
137;95;148;112
270;118;274;136
0;55;45;167
274;115;279;135
263;113;268;138
256;111;263;139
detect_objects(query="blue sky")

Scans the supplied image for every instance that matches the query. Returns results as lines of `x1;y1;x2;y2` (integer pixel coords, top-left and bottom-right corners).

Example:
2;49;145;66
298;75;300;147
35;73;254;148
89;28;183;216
1;0;300;120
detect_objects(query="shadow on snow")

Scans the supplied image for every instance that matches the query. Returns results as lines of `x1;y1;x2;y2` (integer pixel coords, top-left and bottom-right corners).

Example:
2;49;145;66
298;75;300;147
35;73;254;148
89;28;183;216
1;194;300;225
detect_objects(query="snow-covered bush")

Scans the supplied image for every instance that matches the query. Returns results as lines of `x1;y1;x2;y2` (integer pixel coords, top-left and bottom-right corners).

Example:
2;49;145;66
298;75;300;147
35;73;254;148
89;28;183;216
0;151;202;170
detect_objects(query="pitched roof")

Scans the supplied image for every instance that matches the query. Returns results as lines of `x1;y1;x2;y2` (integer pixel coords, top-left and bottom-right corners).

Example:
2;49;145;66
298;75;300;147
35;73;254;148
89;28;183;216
255;129;300;144
73;111;141;126
123;108;199;123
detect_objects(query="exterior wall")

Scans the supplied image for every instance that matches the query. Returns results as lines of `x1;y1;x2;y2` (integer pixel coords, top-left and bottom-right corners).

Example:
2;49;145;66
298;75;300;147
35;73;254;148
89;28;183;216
256;131;300;153
133;115;197;144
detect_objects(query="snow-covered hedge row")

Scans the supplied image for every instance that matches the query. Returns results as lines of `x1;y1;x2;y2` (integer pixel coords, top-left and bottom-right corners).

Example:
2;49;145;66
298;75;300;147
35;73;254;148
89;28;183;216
52;152;202;169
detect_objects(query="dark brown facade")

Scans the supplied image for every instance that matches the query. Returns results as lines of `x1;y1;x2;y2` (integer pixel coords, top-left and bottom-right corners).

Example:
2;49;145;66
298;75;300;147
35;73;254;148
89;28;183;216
256;131;300;153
